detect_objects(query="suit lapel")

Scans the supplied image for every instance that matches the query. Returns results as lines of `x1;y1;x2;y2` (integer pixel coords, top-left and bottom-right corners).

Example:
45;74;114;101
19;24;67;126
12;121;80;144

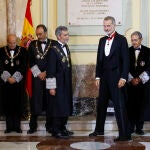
108;33;118;57
137;46;143;61
44;39;50;52
66;44;70;56
57;42;68;57
100;37;107;61
37;41;43;53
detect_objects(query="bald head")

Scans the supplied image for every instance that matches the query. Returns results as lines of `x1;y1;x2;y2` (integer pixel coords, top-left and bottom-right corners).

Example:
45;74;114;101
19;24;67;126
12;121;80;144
7;34;17;49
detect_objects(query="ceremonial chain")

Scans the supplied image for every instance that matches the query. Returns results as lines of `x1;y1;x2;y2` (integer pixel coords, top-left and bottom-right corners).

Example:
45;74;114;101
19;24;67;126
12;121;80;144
5;46;21;67
53;46;70;67
35;41;51;59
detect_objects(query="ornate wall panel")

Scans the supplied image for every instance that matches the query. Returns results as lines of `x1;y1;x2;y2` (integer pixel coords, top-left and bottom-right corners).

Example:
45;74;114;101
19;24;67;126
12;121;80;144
0;0;7;46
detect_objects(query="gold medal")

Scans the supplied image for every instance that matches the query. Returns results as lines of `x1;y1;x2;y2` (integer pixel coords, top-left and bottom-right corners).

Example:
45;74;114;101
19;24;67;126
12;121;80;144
62;57;66;62
11;62;14;67
36;54;40;59
140;61;145;66
5;60;9;64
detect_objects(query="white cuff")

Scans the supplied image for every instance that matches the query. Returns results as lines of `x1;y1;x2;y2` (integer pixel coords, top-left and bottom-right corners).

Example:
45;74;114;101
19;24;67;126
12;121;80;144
139;71;150;84
1;71;11;82
46;78;56;89
31;65;41;77
128;73;134;82
120;78;126;82
12;71;23;83
95;77;100;80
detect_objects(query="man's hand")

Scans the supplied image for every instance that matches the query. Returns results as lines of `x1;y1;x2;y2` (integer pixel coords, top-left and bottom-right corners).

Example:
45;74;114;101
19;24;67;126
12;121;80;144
95;79;100;88
38;71;46;80
49;89;56;96
118;79;126;88
7;77;16;84
130;78;141;86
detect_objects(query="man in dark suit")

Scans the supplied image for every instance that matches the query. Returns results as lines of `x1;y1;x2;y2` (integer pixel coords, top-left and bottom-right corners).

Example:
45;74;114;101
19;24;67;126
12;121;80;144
46;26;73;138
0;34;27;133
27;24;54;134
127;31;150;135
89;16;131;141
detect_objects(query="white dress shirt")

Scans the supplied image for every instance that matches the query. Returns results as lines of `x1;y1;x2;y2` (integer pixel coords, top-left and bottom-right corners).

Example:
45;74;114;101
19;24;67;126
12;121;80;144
58;41;68;56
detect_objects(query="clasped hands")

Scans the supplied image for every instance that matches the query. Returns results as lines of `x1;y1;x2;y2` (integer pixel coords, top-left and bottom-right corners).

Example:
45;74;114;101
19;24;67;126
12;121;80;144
7;77;16;84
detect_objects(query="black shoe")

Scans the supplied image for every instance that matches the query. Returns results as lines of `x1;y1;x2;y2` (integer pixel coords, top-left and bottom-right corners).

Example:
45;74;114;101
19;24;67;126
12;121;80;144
52;132;70;139
27;129;37;134
4;129;11;133
47;128;53;134
135;129;144;135
15;129;22;133
130;129;135;134
62;129;74;136
114;136;132;142
89;131;104;137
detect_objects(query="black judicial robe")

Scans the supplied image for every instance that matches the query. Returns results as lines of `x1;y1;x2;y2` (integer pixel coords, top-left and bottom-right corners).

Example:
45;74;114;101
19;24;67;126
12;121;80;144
46;42;73;117
127;45;150;121
0;46;27;115
28;39;54;115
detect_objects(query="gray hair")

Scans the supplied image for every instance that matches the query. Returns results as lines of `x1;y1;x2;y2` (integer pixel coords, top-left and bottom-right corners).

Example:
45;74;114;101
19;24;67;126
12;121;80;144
55;26;68;37
131;31;142;39
104;16;116;25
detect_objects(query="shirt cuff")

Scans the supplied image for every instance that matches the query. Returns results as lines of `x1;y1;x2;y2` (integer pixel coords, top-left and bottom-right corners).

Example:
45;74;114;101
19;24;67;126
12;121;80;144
1;71;11;82
139;71;150;84
12;71;23;83
128;73;134;82
46;78;56;89
120;78;126;82
95;77;100;80
31;65;41;77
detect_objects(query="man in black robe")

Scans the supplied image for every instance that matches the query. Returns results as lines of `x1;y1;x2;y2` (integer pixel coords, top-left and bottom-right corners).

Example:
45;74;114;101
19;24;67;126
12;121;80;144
0;34;27;133
46;26;73;138
127;31;150;135
27;24;54;134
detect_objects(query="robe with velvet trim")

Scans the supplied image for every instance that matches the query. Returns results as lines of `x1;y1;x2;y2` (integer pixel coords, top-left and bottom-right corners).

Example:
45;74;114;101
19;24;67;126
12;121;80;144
0;46;27;115
46;41;73;117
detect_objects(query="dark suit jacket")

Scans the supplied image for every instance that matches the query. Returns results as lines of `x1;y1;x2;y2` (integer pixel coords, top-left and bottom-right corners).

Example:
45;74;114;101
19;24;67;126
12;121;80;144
96;32;129;81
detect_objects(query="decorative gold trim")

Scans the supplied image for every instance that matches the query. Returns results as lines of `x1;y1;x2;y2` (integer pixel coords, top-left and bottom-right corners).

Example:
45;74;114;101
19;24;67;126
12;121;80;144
53;46;71;67
5;46;21;67
35;40;51;59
